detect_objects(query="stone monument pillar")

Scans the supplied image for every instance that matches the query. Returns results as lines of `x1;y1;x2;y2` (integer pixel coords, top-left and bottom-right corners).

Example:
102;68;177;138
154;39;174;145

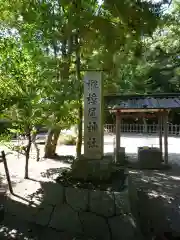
84;71;103;159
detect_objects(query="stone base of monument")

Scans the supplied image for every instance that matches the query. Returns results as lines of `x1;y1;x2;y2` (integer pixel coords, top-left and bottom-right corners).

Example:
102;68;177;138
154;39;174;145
50;157;141;238
114;147;126;164
71;158;113;181
51;175;140;240
70;156;127;185
138;147;163;169
4;166;141;239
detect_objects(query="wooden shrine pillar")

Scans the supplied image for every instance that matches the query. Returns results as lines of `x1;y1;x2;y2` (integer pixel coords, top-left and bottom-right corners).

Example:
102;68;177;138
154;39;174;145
163;112;169;164
115;112;121;163
158;114;163;159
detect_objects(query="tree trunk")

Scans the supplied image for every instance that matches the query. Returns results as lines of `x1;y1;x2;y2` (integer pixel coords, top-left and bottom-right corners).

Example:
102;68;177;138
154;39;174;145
44;128;54;158
75;31;83;159
44;128;60;158
43;37;66;159
50;129;61;156
24;132;32;179
34;141;40;162
44;128;53;157
32;132;40;162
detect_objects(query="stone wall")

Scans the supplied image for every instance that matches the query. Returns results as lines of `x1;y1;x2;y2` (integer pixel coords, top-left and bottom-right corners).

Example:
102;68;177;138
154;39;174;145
48;184;137;240
4;179;139;240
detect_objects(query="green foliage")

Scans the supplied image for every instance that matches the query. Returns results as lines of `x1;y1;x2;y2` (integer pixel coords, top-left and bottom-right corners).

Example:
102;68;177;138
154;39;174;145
0;0;176;143
140;2;180;93
0;133;12;143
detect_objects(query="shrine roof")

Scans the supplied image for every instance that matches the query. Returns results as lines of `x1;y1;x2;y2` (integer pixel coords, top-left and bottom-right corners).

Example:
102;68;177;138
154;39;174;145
104;93;180;112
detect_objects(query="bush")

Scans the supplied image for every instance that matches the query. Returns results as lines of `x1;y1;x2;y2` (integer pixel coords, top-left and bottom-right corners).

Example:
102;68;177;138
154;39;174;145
58;135;77;145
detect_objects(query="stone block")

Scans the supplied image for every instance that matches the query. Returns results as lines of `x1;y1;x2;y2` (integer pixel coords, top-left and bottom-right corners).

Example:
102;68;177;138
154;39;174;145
43;182;64;205
108;215;136;240
71;159;113;181
49;204;82;233
114;147;126;164
79;212;110;240
65;187;89;211
104;152;114;161
89;190;115;217
138;147;162;169
114;188;131;215
35;204;54;226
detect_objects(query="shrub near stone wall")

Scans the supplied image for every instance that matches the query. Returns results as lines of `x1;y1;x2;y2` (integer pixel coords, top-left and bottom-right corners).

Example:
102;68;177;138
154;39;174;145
48;179;138;240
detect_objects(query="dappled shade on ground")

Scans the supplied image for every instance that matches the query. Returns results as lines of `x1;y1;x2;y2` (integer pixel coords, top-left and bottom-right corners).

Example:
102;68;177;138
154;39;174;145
1;166;180;239
1;135;180;238
0;180;101;239
129;166;180;238
43;154;75;164
0;213;91;240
